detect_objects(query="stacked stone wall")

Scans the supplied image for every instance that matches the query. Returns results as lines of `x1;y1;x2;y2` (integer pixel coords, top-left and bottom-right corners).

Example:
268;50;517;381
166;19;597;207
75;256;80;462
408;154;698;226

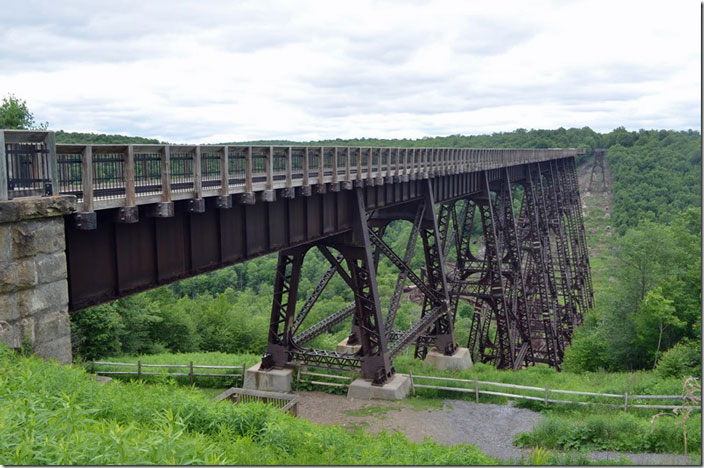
0;196;75;363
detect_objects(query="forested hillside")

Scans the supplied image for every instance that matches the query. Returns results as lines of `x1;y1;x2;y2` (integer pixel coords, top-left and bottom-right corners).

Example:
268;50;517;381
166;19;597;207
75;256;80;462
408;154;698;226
68;127;701;378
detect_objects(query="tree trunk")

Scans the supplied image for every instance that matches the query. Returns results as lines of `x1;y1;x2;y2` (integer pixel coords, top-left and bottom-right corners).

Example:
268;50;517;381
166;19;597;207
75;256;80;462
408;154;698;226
653;319;663;369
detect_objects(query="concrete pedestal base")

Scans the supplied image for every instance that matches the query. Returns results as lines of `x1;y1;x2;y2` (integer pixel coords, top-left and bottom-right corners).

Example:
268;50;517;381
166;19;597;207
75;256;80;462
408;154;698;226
347;373;411;400
242;362;293;393
335;338;361;354
424;347;473;371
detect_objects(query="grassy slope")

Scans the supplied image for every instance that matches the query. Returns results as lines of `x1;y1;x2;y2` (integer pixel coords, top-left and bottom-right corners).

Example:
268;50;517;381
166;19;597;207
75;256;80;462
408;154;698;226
1;347;496;465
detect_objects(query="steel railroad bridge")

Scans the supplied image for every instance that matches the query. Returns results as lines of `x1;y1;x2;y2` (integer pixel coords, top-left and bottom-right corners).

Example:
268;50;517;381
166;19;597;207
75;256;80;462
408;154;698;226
0;130;592;384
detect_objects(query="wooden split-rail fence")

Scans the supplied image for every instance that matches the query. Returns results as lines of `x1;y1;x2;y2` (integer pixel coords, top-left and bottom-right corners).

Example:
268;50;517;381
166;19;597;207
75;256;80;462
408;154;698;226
90;361;700;412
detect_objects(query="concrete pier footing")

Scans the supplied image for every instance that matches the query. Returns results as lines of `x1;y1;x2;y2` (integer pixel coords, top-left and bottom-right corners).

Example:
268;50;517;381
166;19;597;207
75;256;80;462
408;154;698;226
424;346;473;371
335;337;361;354
347;373;412;400
243;362;294;393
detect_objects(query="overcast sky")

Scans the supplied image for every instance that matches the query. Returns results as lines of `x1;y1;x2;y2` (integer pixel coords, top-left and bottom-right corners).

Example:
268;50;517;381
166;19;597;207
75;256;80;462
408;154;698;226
0;0;699;143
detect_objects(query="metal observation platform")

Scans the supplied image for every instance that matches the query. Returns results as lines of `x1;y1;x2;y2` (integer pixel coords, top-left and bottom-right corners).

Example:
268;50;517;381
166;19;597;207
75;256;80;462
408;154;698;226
1;130;592;383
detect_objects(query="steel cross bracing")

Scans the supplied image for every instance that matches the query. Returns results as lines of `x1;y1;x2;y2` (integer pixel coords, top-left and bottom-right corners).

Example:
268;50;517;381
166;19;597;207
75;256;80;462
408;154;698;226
260;159;592;382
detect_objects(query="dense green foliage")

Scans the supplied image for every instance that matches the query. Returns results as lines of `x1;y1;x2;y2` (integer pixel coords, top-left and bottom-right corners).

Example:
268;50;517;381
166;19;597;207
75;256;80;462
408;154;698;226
515;409;700;455
55;130;161;144
0;93;46;129
0;346;497;465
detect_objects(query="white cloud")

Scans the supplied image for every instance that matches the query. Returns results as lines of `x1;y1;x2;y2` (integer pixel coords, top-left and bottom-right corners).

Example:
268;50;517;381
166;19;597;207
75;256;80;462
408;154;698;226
0;0;698;142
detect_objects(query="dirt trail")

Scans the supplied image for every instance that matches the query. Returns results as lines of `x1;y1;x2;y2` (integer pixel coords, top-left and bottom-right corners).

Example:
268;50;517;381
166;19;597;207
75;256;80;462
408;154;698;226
294;391;697;465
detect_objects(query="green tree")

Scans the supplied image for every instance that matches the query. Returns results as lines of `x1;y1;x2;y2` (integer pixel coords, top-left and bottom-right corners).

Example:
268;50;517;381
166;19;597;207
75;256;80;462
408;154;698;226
614;220;678;304
0;94;46;129
636;287;685;368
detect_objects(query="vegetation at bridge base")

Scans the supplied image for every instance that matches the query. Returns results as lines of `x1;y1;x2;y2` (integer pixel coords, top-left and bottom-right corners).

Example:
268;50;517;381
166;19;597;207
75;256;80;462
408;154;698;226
514;408;701;456
0;345;500;465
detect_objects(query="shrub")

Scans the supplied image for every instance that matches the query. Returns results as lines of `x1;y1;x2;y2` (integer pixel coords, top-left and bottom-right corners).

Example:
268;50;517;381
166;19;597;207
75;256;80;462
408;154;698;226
656;341;701;379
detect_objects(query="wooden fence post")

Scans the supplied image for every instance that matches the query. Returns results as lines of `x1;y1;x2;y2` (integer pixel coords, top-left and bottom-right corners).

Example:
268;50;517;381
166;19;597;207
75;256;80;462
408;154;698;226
137;360;141;380
241;364;246;385
474;377;479;403
409;371;415;396
189;361;194;385
624;391;629;412
545;383;549;405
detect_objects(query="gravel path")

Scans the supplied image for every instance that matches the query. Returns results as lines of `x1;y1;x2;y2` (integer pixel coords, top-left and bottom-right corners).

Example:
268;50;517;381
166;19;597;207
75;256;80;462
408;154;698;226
294;391;698;465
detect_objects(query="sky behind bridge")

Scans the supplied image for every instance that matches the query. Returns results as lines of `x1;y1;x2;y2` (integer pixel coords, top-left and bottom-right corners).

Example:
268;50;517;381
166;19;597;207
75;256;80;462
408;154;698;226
0;0;699;143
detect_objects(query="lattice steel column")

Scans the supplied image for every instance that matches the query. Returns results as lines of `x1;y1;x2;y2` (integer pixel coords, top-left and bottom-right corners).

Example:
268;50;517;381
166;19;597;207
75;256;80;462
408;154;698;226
262;248;305;369
520;165;560;369
467;171;514;368
554;158;588;324
565;157;594;308
340;189;394;384
413;179;456;359
544;160;577;344
498;168;535;369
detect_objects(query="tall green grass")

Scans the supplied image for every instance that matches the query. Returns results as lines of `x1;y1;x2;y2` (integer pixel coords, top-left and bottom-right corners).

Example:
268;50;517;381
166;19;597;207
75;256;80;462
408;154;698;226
1;346;496;465
514;409;701;455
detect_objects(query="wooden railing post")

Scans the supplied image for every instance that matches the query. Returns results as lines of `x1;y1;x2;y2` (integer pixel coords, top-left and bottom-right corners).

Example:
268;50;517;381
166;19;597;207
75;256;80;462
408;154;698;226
161;145;172;202
331;146;339;190
46;131;59;196
302;147;310;191
189;360;194;385
0;131;7;200
356;148;363;186
284;146;294;197
474;377;479;402
624;391;629;412
386;147;392;179
220;146;229;196
262;146;275;201
245;146;253;194
81;145;94;212
345;147;352;188
194;146;202;199
376;147;384;185
137;360;142;380
318;146;325;188
366;148;373;185
125;145;136;207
